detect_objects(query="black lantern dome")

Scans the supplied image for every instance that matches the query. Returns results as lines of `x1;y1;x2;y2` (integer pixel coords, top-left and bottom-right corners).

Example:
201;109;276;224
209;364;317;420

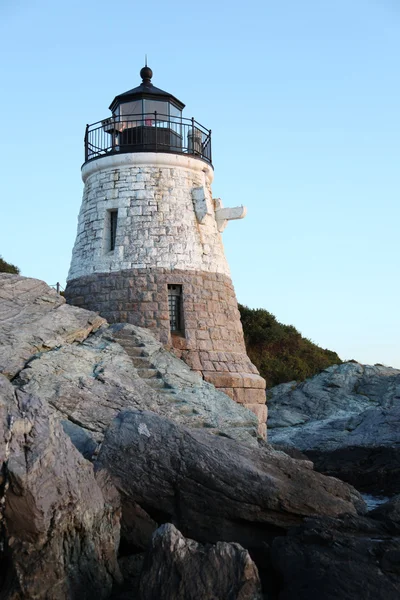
109;66;185;119
84;65;212;165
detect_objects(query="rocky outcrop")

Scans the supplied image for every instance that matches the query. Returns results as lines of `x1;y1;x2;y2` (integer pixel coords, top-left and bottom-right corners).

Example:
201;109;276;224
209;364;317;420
0;275;260;450
5;274;398;599
95;409;365;553
0;274;105;379
0;375;121;599
137;523;262;600
271;513;400;600
267;362;400;493
16;324;260;447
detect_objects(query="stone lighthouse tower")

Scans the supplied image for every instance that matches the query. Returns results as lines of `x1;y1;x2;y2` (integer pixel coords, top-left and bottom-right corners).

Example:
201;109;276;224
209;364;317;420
65;65;267;435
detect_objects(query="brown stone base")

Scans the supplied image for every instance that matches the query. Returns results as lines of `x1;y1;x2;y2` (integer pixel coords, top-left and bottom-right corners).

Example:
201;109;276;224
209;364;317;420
65;268;267;436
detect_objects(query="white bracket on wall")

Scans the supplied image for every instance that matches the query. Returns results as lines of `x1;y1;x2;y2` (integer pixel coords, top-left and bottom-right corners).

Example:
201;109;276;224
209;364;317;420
213;198;247;232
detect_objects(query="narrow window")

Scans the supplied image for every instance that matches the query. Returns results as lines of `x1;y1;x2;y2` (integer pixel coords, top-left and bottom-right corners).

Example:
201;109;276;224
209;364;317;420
168;285;183;333
109;209;118;251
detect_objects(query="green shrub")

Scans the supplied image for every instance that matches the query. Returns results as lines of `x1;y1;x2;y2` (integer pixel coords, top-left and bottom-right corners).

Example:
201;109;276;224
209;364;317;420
239;304;341;388
0;256;20;275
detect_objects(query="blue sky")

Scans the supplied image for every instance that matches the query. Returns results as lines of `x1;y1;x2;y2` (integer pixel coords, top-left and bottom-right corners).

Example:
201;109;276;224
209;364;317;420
0;0;399;368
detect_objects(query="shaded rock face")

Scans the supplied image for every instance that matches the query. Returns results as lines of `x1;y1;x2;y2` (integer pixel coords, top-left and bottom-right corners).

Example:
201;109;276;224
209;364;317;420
271;514;400;600
369;494;400;534
138;523;263;600
0;275;260;450
0;375;121;599
95;409;365;553
267;362;400;493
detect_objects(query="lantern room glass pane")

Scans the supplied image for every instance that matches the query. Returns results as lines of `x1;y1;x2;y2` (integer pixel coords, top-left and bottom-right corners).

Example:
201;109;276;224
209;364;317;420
170;104;182;119
143;100;168;121
120;100;142;117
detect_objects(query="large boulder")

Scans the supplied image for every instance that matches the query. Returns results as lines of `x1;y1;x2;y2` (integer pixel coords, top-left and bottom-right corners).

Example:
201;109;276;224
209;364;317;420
0;375;121;599
271;514;400;600
95;409;365;552
137;523;263;600
267;362;400;494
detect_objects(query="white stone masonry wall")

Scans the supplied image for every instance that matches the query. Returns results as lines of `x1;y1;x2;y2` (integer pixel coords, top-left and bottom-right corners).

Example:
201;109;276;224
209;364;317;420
67;153;231;282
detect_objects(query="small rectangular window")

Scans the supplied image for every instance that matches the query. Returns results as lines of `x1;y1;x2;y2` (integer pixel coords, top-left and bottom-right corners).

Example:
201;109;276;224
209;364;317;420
168;285;183;333
110;210;118;251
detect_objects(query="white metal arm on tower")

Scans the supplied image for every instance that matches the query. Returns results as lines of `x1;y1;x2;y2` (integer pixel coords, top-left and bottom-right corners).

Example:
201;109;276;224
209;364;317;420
214;198;247;232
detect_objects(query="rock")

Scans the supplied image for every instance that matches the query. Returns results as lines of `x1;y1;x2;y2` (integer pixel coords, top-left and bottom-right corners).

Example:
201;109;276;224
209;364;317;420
306;445;400;497
0;375;121;599
267;362;400;494
110;324;260;444
137;523;263;600
0;276;260;449
16;325;259;448
268;442;313;465
61;418;98;459
120;502;158;552
369;495;400;534
16;333;164;446
271;513;400;600
95;409;365;553
0;274;105;379
112;553;145;599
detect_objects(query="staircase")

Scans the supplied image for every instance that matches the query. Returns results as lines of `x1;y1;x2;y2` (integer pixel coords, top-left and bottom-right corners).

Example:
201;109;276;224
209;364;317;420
111;326;261;445
113;331;177;399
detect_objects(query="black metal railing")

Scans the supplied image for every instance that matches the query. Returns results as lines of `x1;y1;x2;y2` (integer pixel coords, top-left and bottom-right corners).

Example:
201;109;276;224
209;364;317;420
84;113;212;165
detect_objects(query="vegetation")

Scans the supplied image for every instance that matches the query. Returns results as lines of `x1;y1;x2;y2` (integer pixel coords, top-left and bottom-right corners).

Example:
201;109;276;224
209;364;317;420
239;304;341;389
0;256;20;275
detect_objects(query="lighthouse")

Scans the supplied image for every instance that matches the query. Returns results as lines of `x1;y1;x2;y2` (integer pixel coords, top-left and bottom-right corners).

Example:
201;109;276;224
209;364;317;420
65;65;267;436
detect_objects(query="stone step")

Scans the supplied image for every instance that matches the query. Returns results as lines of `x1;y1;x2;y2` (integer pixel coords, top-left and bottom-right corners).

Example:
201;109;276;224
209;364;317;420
145;378;167;389
113;331;137;339
130;356;151;368
116;340;144;349
117;339;144;347
121;346;145;357
137;368;160;379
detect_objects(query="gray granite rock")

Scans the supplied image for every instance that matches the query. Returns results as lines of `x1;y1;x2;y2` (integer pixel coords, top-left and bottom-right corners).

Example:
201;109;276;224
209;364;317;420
369;494;400;534
137;523;263;600
95;409;366;552
15;325;259;449
0;274;105;379
61;419;98;460
271;513;400;600
0;375;121;599
267;362;400;493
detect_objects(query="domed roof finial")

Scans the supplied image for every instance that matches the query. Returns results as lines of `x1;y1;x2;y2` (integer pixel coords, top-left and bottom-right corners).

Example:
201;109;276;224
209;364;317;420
140;56;153;85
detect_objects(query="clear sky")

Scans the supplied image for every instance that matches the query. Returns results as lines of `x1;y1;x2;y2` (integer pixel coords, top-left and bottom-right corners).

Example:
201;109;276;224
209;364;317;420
0;0;399;368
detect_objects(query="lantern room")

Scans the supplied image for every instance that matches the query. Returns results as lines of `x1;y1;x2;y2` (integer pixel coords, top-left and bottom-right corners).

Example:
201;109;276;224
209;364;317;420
85;65;212;165
109;65;184;123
